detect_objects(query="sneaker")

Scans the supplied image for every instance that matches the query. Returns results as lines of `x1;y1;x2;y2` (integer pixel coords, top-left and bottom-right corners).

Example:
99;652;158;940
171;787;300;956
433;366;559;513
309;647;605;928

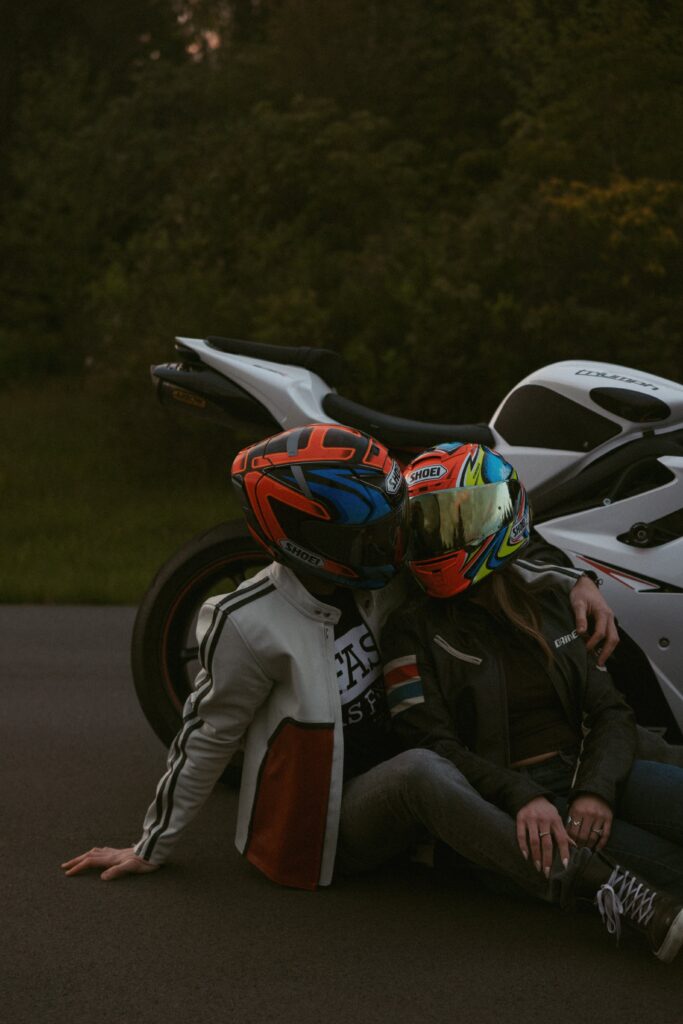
596;864;683;963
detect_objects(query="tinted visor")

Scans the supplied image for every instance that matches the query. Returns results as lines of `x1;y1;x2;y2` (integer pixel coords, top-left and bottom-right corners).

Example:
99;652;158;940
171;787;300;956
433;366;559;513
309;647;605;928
408;481;521;559
301;503;408;569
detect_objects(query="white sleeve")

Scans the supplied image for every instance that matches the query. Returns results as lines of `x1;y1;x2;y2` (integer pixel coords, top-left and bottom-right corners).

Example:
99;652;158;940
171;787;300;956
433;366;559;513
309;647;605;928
133;599;273;865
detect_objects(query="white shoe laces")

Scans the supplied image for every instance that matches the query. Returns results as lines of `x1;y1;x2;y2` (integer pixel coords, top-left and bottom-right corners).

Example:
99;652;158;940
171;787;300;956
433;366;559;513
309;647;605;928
596;866;657;941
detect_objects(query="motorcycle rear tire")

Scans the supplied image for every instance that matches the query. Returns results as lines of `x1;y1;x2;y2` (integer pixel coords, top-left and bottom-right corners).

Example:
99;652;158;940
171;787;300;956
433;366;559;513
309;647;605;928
131;519;269;784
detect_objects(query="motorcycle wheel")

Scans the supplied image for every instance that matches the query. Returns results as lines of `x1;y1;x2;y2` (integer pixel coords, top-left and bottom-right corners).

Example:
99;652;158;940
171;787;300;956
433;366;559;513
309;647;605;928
131;519;270;781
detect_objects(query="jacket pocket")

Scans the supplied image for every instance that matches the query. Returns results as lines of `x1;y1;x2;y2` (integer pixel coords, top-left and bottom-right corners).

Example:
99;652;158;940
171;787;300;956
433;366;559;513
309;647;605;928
433;634;483;665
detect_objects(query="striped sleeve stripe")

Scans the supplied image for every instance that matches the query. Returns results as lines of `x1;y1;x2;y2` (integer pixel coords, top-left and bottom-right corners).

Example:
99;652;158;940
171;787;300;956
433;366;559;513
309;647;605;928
198;577;275;669
138;578;275;861
140;719;206;860
383;654;419;689
386;681;424;716
383;655;424;717
201;581;275;672
137;673;214;860
515;559;581;580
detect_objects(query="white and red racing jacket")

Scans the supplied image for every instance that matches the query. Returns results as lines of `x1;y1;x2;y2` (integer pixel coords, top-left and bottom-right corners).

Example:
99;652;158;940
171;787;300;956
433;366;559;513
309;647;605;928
133;562;405;889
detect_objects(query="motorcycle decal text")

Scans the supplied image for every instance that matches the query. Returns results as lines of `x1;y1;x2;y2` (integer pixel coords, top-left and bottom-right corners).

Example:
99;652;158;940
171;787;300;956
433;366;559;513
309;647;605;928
575;370;659;391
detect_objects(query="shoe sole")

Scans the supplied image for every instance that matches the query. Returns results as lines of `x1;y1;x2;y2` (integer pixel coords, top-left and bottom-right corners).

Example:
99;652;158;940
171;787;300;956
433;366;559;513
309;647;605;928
654;906;683;963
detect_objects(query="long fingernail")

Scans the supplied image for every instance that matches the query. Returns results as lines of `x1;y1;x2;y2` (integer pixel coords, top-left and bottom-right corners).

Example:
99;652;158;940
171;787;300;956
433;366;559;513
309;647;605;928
535;861;541;872
521;850;528;860
562;858;569;868
544;866;550;878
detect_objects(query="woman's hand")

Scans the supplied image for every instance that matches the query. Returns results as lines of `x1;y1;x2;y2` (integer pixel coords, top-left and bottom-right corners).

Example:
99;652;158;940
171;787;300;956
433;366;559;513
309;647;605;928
569;576;619;666
566;795;613;851
516;796;572;877
61;846;160;881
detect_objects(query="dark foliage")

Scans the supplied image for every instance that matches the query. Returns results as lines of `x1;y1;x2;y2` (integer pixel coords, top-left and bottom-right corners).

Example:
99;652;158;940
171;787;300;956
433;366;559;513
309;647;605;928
1;0;681;422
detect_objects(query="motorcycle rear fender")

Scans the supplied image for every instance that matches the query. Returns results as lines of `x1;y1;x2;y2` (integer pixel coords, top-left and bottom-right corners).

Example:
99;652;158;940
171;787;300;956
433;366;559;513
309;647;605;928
176;336;338;430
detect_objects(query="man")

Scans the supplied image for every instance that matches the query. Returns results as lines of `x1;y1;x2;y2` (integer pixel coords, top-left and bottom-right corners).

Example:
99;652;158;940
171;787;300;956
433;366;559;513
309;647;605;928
62;425;615;890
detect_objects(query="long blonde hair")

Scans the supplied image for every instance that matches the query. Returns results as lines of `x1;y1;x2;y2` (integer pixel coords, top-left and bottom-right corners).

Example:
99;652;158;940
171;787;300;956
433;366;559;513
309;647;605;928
474;568;554;667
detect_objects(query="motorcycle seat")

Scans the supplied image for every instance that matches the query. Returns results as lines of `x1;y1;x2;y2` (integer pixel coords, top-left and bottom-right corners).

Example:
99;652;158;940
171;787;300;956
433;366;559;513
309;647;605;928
322;391;495;451
205;335;494;450
206;336;346;388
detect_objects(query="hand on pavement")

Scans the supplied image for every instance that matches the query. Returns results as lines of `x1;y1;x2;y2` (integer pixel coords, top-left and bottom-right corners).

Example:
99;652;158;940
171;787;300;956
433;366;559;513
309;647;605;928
61;846;160;880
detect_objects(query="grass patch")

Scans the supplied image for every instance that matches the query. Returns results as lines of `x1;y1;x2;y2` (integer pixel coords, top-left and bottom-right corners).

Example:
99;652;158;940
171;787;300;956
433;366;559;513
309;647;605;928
2;375;245;603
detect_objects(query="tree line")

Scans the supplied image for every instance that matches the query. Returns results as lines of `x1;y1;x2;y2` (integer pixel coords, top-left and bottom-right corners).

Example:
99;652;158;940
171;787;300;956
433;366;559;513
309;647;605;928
2;0;682;422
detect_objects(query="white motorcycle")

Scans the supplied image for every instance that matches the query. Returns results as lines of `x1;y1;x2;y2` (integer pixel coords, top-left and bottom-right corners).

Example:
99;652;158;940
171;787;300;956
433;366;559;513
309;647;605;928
131;335;683;753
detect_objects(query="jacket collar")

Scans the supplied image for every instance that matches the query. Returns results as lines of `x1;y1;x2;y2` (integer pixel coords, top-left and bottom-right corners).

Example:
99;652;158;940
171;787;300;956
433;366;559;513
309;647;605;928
267;562;343;623
265;560;407;626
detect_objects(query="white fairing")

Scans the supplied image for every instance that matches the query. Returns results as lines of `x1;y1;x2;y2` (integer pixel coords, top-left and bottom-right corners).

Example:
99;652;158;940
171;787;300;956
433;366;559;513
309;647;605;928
536;456;683;731
489;445;580;493
491;359;683;492
176;337;337;428
500;359;683;412
491;362;683;728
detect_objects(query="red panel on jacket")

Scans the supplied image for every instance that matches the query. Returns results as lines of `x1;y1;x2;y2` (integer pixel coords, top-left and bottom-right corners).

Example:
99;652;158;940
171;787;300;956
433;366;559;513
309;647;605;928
245;719;334;890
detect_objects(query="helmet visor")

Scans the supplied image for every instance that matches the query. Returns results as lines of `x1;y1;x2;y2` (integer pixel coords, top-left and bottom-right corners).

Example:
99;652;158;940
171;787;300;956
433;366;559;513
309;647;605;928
301;503;408;569
408;481;521;559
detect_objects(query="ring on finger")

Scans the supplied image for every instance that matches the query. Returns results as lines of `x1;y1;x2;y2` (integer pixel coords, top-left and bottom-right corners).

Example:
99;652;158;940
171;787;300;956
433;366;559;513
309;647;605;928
566;817;582;828
590;826;604;835
538;831;551;838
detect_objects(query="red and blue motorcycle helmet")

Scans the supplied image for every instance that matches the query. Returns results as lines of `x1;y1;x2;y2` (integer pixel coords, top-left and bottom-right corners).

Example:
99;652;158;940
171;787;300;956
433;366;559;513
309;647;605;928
231;424;408;589
405;442;531;598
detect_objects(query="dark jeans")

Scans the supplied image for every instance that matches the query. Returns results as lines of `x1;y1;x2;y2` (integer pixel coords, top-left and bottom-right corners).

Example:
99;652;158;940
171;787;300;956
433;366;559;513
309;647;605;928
518;752;683;898
336;749;551;900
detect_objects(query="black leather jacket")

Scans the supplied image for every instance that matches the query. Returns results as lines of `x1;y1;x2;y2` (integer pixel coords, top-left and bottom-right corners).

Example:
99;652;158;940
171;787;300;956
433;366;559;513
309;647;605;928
381;582;637;816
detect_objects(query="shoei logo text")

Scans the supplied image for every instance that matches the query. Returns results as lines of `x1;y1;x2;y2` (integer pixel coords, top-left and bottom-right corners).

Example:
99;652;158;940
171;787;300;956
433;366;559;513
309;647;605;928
385;461;402;494
554;629;578;648
279;540;324;567
408;464;448;485
575;370;659;391
509;515;529;544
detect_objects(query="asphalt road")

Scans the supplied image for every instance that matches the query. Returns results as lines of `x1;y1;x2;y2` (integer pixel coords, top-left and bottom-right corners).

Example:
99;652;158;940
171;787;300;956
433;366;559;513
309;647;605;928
2;605;683;1024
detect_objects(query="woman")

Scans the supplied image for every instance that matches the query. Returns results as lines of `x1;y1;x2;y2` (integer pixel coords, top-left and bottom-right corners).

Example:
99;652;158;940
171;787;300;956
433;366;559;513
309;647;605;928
381;441;683;962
